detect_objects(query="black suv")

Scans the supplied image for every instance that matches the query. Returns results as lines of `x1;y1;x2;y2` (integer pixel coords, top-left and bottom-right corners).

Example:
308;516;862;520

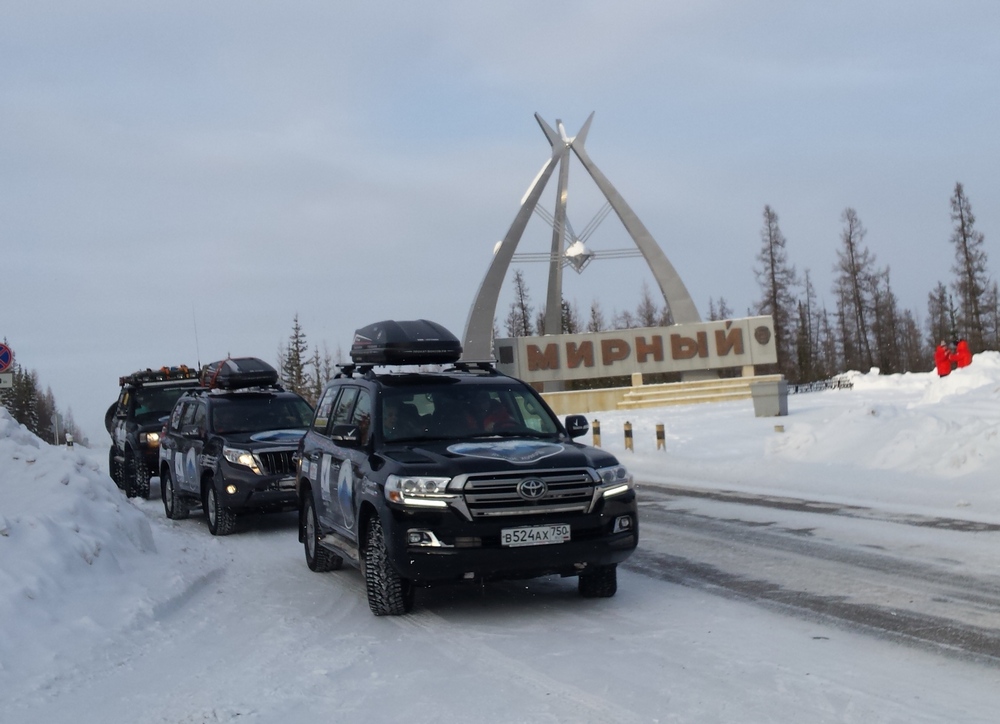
296;320;638;615
158;357;314;535
106;366;202;498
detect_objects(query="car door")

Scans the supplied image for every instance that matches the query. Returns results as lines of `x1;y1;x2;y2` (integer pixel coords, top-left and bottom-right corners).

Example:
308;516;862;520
172;400;207;495
301;386;337;521
112;388;131;454
332;388;372;534
310;386;359;530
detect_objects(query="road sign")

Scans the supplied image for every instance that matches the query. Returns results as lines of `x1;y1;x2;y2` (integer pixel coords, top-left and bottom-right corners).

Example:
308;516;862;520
0;373;12;390
0;343;12;372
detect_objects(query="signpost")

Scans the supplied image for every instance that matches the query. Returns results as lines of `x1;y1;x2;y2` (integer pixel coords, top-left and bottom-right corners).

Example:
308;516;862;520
0;342;13;389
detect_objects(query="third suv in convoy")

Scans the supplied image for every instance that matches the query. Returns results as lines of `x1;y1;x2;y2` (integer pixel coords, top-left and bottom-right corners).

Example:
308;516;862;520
296;320;638;615
158;357;314;535
106;365;202;498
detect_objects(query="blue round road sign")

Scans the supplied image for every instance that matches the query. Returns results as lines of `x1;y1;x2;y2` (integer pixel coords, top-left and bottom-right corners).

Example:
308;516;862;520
0;343;13;372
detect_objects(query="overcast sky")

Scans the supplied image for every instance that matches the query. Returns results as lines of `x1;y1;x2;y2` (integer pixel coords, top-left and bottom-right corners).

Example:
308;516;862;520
3;1;999;443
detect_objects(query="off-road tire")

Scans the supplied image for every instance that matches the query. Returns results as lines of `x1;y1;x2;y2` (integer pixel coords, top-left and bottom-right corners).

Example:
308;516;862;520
109;447;123;489
578;564;617;598
364;515;413;616
123;448;151;499
303;494;342;572
205;481;237;536
161;468;190;521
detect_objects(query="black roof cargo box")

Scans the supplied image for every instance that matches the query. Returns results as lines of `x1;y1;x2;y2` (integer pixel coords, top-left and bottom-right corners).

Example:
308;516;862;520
201;357;279;390
350;320;462;366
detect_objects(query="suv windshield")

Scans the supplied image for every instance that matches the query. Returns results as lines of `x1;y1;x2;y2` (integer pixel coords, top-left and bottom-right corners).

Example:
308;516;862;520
212;396;314;435
381;383;560;442
133;386;199;424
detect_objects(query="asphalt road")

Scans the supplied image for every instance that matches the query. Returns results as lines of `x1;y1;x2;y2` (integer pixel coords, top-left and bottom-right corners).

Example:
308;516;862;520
629;482;1000;663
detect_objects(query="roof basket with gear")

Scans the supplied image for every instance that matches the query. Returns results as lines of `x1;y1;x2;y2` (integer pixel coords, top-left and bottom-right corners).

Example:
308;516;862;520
201;357;280;390
119;365;199;388
349;319;462;366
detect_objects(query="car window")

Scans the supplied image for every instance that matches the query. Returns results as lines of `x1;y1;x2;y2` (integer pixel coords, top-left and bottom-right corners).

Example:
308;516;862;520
331;387;359;426
191;402;207;432
179;400;199;428
312;387;337;434
382;384;559;441
134;386;194;423
211;396;313;434
351;390;373;445
169;400;186;431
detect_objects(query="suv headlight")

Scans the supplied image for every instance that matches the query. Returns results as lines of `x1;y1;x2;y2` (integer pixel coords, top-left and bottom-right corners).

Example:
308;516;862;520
139;431;160;446
595;464;633;498
223;446;262;475
385;474;456;508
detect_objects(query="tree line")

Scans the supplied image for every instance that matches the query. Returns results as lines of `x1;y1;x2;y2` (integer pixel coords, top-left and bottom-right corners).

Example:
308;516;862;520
0;341;87;445
502;182;994;384
276;314;340;405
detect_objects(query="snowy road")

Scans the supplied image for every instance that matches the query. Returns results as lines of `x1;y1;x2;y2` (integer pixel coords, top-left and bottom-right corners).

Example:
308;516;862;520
9;482;1000;724
634;483;1000;660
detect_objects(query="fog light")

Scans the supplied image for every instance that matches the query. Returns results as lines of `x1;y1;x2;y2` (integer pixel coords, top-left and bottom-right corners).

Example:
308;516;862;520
406;529;450;547
225;484;238;495
613;515;632;533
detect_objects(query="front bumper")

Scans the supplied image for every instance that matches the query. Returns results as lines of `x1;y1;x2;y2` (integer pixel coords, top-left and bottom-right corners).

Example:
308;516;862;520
218;463;298;512
381;492;638;584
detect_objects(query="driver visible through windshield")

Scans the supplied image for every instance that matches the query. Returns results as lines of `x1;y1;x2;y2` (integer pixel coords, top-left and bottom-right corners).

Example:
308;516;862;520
211;397;314;435
381;384;559;442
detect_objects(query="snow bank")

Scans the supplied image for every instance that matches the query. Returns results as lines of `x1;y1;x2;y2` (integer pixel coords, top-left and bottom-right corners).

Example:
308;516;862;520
0;408;155;679
585;353;1000;520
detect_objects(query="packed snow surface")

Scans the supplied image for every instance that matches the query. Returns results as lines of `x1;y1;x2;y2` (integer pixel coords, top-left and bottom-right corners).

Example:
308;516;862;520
3;354;1000;722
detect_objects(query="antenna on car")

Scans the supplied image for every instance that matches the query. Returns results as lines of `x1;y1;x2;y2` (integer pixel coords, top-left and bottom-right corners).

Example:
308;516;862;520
192;306;202;370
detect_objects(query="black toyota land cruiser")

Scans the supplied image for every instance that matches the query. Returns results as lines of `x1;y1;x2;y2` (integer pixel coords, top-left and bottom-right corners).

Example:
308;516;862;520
296;320;638;615
158;357;314;535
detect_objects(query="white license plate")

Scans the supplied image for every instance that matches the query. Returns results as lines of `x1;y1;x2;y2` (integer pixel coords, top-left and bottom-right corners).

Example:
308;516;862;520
501;524;571;547
278;476;296;490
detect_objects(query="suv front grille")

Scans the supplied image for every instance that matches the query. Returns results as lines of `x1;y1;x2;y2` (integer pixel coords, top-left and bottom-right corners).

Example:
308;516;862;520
256;449;296;476
461;469;595;519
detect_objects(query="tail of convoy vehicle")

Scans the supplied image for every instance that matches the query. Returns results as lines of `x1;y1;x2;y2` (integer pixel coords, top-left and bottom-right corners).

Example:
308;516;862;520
296;320;639;615
106;365;202;498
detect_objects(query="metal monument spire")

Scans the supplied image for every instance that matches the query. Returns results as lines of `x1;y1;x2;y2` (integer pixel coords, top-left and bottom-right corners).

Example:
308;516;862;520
461;112;702;362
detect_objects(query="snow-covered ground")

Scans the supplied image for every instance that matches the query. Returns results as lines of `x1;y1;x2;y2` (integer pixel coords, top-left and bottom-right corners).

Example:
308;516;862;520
3;355;1000;723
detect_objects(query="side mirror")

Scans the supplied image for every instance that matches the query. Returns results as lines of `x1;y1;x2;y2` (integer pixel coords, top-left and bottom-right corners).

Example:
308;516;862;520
564;414;590;439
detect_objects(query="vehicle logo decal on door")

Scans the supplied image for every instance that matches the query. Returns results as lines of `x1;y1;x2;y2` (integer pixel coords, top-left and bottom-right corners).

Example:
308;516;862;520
185;448;198;483
320;455;334;505
338;463;356;529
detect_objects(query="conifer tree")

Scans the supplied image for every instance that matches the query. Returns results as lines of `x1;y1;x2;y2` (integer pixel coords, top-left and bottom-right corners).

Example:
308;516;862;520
280;314;310;398
949;182;991;350
504;270;534;337
586;300;605;333
926;282;952;348
635;282;661;327
754;205;799;378
833;208;877;371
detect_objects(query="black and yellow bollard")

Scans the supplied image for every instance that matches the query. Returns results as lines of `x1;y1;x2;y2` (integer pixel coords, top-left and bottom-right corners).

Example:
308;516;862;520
656;423;665;451
624;421;633;452
592;419;601;448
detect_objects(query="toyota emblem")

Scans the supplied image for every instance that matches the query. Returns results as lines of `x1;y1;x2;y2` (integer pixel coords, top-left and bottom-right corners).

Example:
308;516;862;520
517;478;547;500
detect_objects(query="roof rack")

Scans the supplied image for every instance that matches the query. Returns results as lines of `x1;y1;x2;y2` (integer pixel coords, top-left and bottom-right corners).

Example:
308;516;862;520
119;365;199;387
